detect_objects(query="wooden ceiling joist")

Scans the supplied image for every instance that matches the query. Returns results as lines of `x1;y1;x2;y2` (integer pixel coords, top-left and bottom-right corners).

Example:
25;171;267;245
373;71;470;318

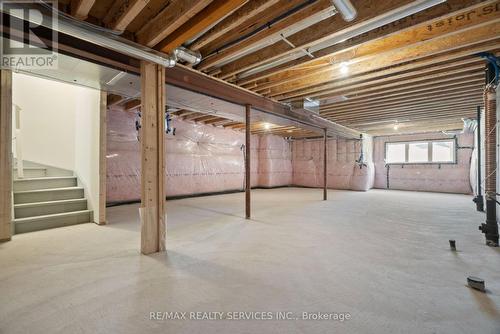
189;0;281;51
233;0;494;85
124;99;141;111
197;0;334;71
156;0;249;53
103;0;149;31
70;0;95;20
321;90;484;114
263;22;500;97
107;94;128;107
215;0;419;79
320;81;484;109
136;0;214;47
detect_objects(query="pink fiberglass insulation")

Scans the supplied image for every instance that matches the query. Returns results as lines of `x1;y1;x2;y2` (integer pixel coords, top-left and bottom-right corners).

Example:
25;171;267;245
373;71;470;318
258;134;292;187
106;109;293;203
373;132;474;194
292;137;374;191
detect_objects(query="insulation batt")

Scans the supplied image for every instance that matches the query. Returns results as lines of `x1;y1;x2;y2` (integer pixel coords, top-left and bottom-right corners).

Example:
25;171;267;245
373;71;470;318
107;109;474;202
292;137;375;191
106;109;292;203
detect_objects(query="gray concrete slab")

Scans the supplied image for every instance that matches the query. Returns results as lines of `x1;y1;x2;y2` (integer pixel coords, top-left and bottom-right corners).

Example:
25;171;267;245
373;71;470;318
0;188;499;334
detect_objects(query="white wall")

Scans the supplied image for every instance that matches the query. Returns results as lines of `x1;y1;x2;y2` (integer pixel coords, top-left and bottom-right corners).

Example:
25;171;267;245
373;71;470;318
74;89;101;223
13;73;76;170
12;72;101;223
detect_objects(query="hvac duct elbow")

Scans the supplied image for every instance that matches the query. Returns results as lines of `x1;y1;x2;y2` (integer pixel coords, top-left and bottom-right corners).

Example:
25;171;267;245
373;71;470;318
331;0;357;22
173;47;202;65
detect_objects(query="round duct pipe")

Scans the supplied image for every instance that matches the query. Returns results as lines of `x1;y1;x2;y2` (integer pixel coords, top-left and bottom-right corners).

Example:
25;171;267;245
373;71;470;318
331;0;357;22
173;47;202;65
1;2;176;68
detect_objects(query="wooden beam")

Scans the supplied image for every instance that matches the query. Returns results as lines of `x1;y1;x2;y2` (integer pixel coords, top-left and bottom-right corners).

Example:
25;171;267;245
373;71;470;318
245;104;251;219
0;70;12;242
157;0;248;53
164;65;361;139
190;0;281;51
70;0;96;20
230;0;491;83
140;61;166;254
103;0;149;31
136;0;214;47
197;0;333;71
98;91;107;225
323;129;327;201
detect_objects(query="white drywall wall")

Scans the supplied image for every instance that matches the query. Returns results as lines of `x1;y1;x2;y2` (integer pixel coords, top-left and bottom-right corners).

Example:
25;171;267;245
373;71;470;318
74;89;101;224
13;73;76;170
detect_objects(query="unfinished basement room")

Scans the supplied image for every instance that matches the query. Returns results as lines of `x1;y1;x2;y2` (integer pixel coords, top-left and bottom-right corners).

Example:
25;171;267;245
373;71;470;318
0;0;499;333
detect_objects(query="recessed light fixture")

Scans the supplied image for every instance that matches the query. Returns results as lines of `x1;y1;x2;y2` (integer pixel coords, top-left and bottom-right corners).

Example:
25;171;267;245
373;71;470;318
263;123;271;130
393;122;400;130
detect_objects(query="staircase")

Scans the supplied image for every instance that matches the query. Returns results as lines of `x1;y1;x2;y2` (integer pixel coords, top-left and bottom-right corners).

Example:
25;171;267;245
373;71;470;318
12;162;92;234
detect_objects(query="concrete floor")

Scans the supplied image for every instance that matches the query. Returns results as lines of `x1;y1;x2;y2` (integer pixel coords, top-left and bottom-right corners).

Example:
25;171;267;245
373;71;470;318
0;188;499;334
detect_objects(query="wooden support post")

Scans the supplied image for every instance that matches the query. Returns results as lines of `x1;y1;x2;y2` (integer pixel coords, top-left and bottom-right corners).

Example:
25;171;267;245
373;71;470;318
0;70;12;241
98;91;107;225
245;104;251;219
323;129;327;201
140;61;166;254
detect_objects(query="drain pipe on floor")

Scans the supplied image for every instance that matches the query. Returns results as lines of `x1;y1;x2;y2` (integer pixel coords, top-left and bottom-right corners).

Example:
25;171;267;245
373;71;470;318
479;61;499;247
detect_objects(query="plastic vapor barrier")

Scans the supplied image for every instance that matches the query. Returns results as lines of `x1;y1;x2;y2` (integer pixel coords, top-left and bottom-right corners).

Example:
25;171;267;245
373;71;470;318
292;137;374;191
107;109;293;203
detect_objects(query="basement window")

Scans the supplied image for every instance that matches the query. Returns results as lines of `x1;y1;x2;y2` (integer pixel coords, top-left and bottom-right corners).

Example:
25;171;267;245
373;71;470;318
385;139;455;164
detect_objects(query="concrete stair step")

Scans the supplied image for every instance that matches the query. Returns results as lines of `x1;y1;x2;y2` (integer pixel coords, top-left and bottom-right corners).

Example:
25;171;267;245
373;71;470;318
14;187;84;204
13;167;47;179
13;176;77;191
14;198;88;218
14;210;92;234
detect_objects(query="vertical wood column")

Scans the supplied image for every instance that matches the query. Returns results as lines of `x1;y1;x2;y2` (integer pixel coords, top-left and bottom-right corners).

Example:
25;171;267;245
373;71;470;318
98;91;107;225
0;70;12;241
140;61;166;254
245;104;251;219
323;129;327;201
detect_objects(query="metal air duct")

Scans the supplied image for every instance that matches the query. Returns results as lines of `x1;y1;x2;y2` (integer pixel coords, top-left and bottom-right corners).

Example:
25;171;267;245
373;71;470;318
331;0;357;22
173;47;202;65
1;2;176;67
